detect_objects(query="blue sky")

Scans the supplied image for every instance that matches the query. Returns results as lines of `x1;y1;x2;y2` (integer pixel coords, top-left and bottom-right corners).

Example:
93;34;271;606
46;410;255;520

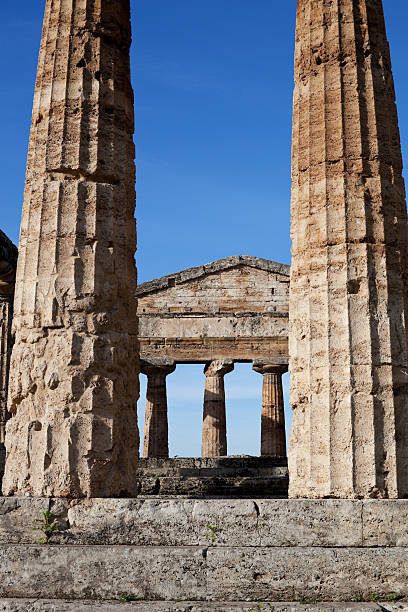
1;1;408;456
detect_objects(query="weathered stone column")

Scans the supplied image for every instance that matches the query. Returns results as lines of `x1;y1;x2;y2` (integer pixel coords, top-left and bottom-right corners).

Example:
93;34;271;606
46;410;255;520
0;232;18;482
0;232;18;446
289;0;408;498
3;0;139;497
141;361;175;458
253;362;287;458
202;360;234;457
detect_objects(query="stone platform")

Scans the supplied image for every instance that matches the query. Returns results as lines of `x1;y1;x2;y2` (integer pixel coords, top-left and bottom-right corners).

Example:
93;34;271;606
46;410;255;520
0;497;407;609
135;456;288;497
0;601;406;611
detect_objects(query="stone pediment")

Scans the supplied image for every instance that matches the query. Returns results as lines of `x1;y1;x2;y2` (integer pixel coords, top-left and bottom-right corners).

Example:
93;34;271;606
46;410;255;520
137;255;290;364
136;255;290;298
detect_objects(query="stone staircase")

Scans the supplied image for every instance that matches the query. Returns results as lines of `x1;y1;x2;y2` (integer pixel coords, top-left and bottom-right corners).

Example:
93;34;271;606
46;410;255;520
135;456;288;497
0;497;407;610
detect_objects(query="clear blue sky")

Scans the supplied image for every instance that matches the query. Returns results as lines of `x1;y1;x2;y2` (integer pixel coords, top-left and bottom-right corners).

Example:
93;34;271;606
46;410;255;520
1;1;408;456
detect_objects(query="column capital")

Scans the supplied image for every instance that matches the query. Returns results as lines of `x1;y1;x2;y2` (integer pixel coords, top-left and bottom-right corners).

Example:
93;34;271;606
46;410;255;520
253;361;288;376
141;360;176;378
204;359;234;378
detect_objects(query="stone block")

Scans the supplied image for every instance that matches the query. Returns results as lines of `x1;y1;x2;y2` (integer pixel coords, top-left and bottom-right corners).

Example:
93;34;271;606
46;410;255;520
0;546;207;601
363;500;408;547
205;547;408;602
0;601;398;612
256;499;362;547
0;546;406;603
0;497;49;544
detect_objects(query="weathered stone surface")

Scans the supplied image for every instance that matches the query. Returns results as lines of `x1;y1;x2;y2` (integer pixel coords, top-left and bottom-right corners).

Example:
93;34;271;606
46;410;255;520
0;545;406;602
2;497;405;548
137;256;289;363
205;548;408;602
255;499;362;547
134;456;288;497
253;363;287;457
0;231;17;475
0;546;207;601
0;497;49;544
3;0;139;497
141;362;175;458
0;601;399;612
289;0;408;498
202;360;234;457
362;500;408;547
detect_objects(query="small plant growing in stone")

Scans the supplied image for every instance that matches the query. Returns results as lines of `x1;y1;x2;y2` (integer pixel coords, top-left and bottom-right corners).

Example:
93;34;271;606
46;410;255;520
206;524;218;544
33;511;58;544
118;594;137;602
369;593;380;602
386;593;401;602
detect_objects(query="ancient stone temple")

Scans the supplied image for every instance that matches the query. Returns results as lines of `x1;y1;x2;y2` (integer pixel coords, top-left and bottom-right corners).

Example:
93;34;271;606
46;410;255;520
3;0;139;498
289;0;408;498
137;256;290;460
0;231;18;476
135;256;290;497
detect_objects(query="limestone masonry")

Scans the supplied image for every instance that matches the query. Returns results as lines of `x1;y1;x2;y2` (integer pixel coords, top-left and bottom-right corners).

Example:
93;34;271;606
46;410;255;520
136;255;290;363
1;0;408;607
289;0;408;498
137;256;290;460
3;0;139;498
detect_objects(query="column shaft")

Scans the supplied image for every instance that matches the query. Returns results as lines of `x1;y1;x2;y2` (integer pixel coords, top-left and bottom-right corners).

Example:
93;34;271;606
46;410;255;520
142;364;175;458
0;299;13;445
202;360;234;457
289;0;408;498
261;372;286;458
3;0;139;497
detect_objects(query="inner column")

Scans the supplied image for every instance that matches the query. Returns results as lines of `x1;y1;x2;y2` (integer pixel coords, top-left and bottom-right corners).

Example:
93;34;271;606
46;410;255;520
142;361;175;458
253;362;287;458
202;360;234;457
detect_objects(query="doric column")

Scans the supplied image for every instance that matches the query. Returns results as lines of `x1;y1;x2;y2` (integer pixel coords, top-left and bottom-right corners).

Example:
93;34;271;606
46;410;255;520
253;362;287;458
0;231;18;448
141;361;175;458
3;0;139;497
289;0;408;498
202;360;234;457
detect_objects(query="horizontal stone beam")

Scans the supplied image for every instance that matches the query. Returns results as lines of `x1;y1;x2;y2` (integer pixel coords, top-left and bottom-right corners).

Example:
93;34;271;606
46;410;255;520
0;498;407;548
139;336;289;363
0;545;406;602
0;601;393;611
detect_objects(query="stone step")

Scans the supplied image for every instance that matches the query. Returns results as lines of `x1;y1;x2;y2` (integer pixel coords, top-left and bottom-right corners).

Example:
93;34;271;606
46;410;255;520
136;475;288;497
0;545;407;602
1;498;407;548
0;600;406;611
134;457;288;497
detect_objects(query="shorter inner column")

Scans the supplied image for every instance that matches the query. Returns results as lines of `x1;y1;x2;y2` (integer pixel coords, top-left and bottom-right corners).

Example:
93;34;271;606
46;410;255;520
142;361;176;458
202;360;234;457
253;362;287;458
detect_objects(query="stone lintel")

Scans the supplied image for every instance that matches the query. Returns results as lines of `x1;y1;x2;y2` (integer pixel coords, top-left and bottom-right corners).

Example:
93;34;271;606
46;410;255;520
139;336;289;363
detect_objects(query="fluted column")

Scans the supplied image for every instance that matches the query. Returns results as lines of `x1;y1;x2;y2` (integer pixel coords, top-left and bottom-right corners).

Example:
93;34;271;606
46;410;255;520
289;0;408;498
142;362;175;458
202;360;234;457
0;232;18;448
3;0;139;497
253;363;287;458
